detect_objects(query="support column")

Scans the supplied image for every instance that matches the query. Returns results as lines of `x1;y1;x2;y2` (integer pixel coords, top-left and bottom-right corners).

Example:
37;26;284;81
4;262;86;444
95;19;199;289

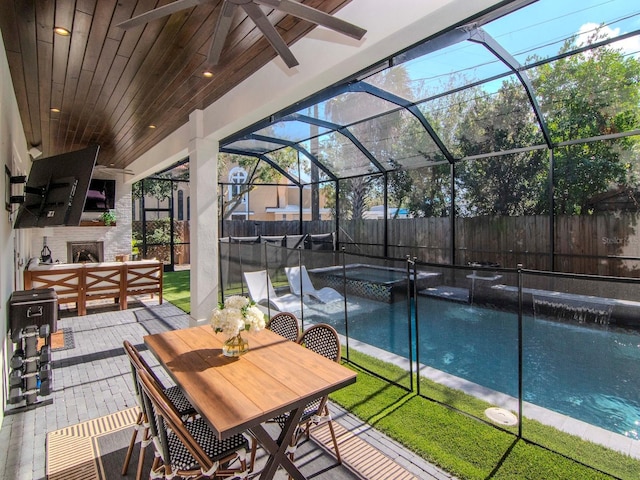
189;110;219;326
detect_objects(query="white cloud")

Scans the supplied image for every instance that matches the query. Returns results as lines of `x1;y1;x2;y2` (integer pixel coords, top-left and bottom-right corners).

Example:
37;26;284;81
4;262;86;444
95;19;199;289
577;22;640;57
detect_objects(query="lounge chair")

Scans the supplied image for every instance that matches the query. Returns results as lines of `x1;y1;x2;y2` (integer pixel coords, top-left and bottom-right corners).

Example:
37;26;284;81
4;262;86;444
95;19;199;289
285;265;343;304
243;270;301;312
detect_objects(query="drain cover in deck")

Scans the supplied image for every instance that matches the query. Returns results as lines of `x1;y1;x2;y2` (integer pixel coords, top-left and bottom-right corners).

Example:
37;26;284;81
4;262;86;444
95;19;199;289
485;407;518;426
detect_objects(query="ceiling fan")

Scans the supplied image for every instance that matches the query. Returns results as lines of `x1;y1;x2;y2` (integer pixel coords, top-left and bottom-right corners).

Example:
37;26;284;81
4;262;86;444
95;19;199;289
117;0;366;68
94;165;134;176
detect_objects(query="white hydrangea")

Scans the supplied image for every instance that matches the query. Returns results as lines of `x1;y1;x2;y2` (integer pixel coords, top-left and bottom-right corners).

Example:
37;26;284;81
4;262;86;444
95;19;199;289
210;295;265;338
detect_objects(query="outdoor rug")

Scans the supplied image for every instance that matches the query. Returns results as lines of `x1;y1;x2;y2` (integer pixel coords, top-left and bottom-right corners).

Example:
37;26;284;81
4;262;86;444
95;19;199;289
46;408;417;479
46;407;141;480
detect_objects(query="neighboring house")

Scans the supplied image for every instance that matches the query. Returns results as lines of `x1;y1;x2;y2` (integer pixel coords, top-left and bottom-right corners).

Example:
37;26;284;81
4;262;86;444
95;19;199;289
586;187;640;212
222;164;332;221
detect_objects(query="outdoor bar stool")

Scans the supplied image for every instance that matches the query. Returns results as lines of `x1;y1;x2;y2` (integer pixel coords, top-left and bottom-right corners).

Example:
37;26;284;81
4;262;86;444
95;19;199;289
122;340;197;480
266;312;300;342
137;368;249;479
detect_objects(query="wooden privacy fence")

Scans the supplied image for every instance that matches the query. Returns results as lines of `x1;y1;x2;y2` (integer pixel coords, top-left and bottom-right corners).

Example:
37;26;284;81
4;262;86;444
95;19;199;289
222;214;640;277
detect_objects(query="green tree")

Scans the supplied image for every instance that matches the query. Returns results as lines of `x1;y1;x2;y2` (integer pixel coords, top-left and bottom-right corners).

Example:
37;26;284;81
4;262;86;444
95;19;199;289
323;67;413;219
451;29;640;216
455;79;548;216
533;31;640;214
387;77;479;218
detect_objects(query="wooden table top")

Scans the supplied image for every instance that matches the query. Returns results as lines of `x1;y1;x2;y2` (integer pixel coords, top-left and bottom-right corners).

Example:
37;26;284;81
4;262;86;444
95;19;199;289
144;326;357;440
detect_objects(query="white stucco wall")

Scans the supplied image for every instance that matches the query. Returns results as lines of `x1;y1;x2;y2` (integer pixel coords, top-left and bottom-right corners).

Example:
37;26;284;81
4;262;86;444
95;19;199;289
0;30;32;425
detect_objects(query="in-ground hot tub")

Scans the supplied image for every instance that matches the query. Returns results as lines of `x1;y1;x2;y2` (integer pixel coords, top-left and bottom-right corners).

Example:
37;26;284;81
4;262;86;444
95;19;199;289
308;263;441;303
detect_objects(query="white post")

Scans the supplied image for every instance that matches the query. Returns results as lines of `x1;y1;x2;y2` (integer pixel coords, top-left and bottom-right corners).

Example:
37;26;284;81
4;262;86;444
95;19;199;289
189;110;219;326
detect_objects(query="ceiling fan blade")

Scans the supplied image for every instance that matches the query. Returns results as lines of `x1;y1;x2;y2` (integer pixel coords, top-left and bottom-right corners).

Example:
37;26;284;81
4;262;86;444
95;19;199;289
256;0;366;40
242;2;299;68
116;0;204;29
207;1;237;65
95;165;134;175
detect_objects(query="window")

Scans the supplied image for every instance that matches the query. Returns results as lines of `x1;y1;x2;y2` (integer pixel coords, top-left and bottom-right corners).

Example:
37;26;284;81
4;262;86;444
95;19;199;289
229;167;247;202
177;190;184;220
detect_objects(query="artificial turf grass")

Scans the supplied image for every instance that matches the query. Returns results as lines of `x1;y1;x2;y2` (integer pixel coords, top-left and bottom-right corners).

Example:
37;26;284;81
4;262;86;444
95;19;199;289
332;349;639;480
163;270;191;313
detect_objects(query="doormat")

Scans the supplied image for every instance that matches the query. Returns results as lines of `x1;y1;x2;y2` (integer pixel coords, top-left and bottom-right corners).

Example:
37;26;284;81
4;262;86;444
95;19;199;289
38;328;75;352
46;407;140;480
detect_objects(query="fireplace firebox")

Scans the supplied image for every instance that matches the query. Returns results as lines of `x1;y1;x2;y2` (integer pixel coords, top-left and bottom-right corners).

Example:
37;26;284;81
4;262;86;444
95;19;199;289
67;241;104;263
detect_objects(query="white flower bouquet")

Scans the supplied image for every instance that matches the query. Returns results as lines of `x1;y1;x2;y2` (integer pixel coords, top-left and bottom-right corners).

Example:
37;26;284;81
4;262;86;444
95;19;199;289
210;295;266;338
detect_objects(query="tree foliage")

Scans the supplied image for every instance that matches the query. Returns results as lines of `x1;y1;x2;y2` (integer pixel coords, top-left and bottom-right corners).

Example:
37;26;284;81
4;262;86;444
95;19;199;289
532;31;640;214
455;80;549;216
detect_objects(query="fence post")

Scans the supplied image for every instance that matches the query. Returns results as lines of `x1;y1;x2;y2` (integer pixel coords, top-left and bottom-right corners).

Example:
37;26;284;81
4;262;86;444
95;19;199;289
297;247;304;329
517;263;523;438
408;256;417;394
218;239;225;303
264;242;272;318
342;247;350;361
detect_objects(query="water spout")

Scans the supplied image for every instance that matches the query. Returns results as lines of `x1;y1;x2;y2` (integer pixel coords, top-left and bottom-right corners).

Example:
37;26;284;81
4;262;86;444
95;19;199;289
533;298;612;325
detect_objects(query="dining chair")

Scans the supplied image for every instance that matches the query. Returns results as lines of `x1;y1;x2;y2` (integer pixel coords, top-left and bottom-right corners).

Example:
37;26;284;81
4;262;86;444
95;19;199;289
267;312;300;342
136;368;250;479
121;340;196;480
275;323;343;470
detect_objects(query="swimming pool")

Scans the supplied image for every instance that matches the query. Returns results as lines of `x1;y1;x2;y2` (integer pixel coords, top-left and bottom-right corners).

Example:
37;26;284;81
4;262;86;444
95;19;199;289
319;297;640;439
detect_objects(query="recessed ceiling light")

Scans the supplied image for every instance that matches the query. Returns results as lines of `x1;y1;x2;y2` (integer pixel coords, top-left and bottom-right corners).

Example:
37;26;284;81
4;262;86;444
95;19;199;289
50;108;60;113
203;71;213;78
54;27;70;36
149;125;156;129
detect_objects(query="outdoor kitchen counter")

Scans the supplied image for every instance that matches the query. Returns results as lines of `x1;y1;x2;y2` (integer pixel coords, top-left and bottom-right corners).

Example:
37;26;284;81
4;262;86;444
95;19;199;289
23;260;163;316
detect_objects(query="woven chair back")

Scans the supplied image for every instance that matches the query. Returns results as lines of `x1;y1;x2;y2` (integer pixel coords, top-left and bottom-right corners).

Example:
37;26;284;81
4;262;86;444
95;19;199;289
298;323;341;363
267;312;300;342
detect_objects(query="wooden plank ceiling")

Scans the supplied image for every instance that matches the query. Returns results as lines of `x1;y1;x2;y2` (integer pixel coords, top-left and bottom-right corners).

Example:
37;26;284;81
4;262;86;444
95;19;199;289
0;0;353;170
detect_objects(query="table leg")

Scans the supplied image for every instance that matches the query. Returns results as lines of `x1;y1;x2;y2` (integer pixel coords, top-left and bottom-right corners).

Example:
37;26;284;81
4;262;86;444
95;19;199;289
250;407;306;480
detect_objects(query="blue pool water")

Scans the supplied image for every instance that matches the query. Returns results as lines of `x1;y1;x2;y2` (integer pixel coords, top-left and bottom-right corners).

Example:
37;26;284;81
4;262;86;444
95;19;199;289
319;297;640;439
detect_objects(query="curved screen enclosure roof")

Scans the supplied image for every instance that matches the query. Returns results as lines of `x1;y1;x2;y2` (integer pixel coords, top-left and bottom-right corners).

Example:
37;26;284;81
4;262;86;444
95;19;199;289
220;0;640;186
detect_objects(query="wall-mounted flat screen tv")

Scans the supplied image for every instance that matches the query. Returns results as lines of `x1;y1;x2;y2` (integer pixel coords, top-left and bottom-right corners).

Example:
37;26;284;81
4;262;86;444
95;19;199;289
83;179;116;212
13;145;99;229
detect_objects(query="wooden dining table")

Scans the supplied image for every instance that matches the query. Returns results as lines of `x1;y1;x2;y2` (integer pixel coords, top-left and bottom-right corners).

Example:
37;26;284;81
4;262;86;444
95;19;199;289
143;325;357;480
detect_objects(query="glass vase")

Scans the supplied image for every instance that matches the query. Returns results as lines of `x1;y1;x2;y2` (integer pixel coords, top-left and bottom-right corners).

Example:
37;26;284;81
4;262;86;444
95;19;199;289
222;333;249;357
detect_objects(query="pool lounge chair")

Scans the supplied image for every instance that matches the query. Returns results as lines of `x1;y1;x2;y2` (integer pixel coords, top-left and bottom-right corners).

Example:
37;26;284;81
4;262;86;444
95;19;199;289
285;266;343;304
243;270;301;312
